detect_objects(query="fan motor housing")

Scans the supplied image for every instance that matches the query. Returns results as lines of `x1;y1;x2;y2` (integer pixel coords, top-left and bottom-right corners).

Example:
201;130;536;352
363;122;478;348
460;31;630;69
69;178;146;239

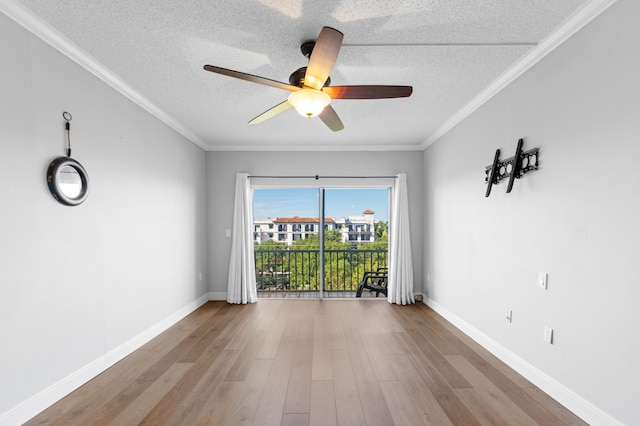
300;41;315;58
289;41;331;87
289;67;331;87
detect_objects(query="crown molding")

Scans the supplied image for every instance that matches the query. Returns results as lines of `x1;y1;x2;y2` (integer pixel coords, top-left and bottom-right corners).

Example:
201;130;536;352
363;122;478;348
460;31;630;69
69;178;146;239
420;0;619;150
209;142;424;152
0;0;208;151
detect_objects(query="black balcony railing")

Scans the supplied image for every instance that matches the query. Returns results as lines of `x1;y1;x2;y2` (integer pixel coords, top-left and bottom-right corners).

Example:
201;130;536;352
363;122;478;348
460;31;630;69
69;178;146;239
254;249;388;294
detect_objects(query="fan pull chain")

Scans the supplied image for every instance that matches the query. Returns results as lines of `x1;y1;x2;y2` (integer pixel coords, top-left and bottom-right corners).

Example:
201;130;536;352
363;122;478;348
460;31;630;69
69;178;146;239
63;111;72;157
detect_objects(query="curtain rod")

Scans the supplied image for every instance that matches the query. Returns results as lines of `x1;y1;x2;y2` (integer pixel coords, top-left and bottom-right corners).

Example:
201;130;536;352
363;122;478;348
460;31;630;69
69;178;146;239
248;175;397;179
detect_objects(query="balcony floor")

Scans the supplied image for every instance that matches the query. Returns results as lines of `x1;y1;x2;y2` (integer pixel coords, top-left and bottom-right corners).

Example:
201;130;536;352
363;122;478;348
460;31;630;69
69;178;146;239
257;290;385;299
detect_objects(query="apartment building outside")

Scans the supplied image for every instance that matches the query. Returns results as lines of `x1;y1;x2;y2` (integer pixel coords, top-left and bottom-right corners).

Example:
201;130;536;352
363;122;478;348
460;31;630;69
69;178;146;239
254;209;377;246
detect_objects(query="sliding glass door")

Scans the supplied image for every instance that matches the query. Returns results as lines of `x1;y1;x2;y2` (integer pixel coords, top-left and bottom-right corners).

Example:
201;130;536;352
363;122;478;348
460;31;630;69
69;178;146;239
253;188;321;298
322;188;389;298
253;186;389;299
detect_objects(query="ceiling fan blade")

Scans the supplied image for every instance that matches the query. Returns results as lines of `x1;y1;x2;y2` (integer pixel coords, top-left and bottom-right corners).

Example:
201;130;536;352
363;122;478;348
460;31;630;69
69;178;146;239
323;85;413;99
204;65;300;92
248;100;293;125
318;105;344;132
304;27;343;90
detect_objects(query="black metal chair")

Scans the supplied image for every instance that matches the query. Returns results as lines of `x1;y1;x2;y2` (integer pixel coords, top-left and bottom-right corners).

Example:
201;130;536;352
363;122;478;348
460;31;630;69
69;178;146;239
356;267;388;297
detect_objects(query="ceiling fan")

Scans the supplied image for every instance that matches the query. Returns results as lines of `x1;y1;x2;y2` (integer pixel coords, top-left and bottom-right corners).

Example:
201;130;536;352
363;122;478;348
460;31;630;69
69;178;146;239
203;26;413;132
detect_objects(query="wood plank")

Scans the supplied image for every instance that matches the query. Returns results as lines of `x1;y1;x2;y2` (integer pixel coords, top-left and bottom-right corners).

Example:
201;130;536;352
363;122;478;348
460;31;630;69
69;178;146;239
358;328;399;381
165;349;243;424
175;300;224;330
392;331;480;425
441;335;563;424
420;305;534;387
311;314;333;381
257;318;286;359
309;381;337;426
283;324;313;414
394;303;460;355
386;353;455;425
281;413;310;426
331;350;366;425
447;354;538;425
138;344;235;424
108;362;192;425
225;329;267;381
380;380;452;426
392;325;471;389
524;387;588;426
252;335;297;426
195;358;272;425
221;303;265;351
455;388;518;426
177;302;242;363
343;328;395;426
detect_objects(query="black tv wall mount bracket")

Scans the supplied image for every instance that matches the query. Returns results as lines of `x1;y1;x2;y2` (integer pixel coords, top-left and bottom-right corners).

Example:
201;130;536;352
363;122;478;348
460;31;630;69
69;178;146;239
485;138;539;197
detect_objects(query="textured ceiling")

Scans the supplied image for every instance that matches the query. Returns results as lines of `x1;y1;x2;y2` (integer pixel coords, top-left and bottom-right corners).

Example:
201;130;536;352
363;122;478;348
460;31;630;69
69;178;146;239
6;0;591;151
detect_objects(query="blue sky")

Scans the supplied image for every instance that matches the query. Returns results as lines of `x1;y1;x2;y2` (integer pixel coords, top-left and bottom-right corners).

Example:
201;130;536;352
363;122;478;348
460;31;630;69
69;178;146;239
253;188;389;222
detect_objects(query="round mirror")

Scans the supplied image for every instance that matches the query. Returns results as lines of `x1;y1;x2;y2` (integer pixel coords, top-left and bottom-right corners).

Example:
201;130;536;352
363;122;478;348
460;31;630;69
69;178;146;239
58;165;83;198
530;154;538;166
47;157;89;206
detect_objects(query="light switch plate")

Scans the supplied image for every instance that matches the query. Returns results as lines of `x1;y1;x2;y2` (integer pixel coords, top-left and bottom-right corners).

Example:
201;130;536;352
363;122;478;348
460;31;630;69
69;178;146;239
538;272;548;289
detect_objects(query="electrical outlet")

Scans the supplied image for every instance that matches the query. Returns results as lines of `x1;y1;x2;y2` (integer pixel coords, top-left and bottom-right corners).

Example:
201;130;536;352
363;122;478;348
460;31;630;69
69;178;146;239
226;229;232;237
538;272;548;289
544;326;553;344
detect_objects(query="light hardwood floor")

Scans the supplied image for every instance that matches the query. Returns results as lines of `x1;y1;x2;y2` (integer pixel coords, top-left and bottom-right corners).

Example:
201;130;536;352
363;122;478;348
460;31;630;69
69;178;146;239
26;301;586;425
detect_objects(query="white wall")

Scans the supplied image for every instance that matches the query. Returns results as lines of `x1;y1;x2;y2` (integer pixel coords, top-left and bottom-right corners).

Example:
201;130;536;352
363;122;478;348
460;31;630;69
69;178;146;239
0;13;208;422
422;0;639;424
207;151;423;297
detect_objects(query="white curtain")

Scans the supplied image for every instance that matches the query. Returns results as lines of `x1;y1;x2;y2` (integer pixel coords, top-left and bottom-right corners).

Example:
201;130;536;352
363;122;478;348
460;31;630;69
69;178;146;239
227;173;257;304
388;173;415;305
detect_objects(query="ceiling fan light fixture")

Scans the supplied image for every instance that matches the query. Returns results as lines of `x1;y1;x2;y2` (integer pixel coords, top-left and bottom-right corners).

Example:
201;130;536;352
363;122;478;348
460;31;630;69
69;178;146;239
288;89;331;118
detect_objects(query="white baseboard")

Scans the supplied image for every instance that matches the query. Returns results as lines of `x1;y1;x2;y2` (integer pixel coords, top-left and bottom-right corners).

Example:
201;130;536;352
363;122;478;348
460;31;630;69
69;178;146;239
208;291;227;301
0;294;209;426
424;298;621;426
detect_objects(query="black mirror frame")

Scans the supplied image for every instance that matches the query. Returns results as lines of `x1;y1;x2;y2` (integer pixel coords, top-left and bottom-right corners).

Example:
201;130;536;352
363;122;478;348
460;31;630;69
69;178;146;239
46;157;90;206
